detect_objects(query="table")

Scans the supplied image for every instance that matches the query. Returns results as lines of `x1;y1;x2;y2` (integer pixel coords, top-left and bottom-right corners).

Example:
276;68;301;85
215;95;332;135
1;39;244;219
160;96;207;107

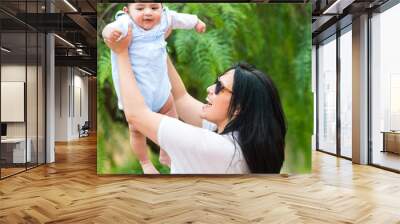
1;138;31;163
381;131;400;154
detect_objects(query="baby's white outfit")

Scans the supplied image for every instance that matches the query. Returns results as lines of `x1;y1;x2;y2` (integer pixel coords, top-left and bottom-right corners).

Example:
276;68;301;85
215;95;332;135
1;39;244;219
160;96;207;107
110;7;199;111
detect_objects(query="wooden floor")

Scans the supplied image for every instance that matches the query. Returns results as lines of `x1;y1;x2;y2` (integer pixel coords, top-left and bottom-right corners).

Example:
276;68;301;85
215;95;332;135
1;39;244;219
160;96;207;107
1;167;26;178
1;135;400;223
1;163;45;178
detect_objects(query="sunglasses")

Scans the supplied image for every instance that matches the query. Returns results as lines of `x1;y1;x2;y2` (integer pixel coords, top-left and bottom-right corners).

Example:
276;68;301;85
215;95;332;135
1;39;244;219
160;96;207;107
214;77;232;95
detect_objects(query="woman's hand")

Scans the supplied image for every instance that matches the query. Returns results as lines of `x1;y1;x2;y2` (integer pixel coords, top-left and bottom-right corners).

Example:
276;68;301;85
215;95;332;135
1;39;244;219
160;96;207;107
104;25;132;54
164;26;172;39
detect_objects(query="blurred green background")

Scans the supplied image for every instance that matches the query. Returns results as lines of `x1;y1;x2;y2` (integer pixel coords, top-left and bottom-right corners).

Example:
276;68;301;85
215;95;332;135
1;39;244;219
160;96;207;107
97;3;312;174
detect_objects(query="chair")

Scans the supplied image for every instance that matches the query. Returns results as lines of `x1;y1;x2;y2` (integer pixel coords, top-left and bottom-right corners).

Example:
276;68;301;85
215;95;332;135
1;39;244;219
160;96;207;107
78;121;90;138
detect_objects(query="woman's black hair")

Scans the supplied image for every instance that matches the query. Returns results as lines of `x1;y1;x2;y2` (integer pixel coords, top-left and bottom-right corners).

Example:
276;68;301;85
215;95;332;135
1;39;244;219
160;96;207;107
221;62;287;173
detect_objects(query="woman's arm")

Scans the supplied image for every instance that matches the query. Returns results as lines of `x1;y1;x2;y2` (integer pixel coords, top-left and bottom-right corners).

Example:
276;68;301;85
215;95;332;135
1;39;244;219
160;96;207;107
107;27;163;144
166;56;204;127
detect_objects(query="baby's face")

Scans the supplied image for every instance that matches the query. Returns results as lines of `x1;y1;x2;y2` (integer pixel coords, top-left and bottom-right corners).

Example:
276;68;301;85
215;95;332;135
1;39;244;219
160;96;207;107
126;3;162;30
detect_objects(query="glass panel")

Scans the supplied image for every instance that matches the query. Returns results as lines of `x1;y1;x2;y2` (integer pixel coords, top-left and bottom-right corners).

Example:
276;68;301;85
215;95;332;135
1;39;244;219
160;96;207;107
26;0;39;169
318;36;337;154
340;29;352;158
27;31;38;169
371;4;400;171
0;5;27;177
0;0;46;178
38;32;45;165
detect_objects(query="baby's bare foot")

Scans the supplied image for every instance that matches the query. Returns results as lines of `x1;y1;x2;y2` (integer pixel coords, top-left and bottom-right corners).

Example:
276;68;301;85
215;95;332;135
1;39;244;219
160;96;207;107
159;156;171;168
140;161;159;174
159;150;171;167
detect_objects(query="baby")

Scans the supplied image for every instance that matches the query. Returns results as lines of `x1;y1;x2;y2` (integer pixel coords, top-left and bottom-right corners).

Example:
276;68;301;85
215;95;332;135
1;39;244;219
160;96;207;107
102;3;206;174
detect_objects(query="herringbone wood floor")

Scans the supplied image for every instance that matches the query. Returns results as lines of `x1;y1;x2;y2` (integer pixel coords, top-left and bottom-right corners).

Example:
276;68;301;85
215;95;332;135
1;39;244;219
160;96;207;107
1;135;400;223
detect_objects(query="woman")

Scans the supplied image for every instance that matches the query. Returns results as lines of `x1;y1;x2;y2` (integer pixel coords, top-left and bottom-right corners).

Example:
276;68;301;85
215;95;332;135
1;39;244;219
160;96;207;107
105;26;286;174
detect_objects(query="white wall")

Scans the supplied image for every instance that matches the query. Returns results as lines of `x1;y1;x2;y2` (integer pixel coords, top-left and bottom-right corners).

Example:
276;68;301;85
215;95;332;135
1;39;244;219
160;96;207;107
55;67;69;141
54;67;89;141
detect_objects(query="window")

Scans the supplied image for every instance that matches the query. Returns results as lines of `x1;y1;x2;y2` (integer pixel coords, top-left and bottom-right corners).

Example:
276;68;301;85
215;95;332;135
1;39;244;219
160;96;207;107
339;28;352;158
370;2;400;171
317;35;337;154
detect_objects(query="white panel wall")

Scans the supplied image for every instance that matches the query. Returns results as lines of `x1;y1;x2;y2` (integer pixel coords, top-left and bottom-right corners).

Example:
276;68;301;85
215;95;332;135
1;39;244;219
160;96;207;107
55;66;69;141
46;32;55;163
1;82;24;122
54;67;89;141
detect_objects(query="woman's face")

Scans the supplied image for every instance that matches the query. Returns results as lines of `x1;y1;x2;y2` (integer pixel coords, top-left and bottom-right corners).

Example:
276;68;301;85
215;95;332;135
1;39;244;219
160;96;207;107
201;69;234;127
126;3;162;30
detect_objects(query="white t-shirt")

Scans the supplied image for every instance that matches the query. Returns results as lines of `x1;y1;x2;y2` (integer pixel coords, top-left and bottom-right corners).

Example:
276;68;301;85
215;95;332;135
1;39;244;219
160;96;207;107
157;116;250;174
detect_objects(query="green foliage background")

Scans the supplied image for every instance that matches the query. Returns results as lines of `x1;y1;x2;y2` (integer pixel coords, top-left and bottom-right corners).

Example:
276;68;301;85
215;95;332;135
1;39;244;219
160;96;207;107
97;3;312;174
